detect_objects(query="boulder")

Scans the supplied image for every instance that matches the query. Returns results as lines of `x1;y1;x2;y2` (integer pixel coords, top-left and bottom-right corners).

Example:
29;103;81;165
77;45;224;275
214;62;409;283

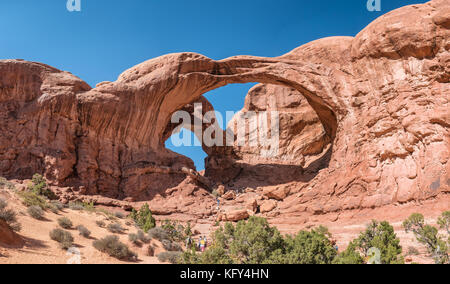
260;200;278;214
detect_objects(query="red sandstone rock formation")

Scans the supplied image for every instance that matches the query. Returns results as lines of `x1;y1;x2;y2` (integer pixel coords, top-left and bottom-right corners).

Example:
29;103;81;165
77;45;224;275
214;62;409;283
0;0;448;218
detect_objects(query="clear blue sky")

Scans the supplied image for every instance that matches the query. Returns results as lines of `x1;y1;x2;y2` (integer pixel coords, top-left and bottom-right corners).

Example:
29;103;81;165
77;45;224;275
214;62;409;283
0;0;427;170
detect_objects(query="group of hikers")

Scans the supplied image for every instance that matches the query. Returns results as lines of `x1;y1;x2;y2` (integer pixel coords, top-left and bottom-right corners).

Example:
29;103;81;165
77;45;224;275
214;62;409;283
186;236;208;252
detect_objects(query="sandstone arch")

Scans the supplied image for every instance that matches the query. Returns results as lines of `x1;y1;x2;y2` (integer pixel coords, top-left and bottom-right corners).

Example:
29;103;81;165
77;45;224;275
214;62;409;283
0;0;448;211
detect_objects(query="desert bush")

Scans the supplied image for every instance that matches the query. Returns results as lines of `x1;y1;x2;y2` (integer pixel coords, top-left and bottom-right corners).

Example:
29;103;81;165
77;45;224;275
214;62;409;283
137;230;151;243
76;225;91;238
27;205;44;220
130;204;155;233
334;220;403;264
114;211;125;219
162;239;183;252
68;202;84;211
48;201;65;214
0;199;21;232
403;213;449;264
107;222;125;234
50;228;74;250
161;219;191;242
157;251;182;264
0;177;6;188
28;174;56;200
18;191;48;209
128;233;139;244
96;208;117;221
93;235;136;261
96;220;106;228
407;246;420;256
147;245;155;256
58;217;73;229
51;201;65;210
0;178;15;191
48;203;60;214
148;227;169;241
82;202;95;212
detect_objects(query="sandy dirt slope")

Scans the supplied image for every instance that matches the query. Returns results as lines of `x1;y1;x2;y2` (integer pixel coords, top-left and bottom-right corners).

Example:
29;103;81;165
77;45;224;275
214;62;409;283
0;188;161;264
1;182;448;264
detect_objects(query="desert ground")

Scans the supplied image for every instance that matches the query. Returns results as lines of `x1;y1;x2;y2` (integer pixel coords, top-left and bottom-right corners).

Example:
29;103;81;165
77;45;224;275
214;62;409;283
1;179;448;264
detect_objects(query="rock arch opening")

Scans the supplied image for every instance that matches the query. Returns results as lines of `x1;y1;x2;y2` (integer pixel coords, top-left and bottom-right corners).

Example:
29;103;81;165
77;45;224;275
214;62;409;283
162;76;336;189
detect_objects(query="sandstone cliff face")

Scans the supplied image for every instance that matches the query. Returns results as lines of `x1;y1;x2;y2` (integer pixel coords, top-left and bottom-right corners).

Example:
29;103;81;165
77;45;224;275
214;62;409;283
0;1;448;214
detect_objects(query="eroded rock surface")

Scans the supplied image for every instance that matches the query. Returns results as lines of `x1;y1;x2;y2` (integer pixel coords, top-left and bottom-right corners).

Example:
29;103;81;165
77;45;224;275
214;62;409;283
0;0;448;218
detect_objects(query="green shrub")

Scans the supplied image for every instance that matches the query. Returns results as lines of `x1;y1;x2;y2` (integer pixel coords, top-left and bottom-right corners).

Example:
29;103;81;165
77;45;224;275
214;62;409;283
27;205;44;220
107;222;125;234
50;228;74;250
334;220;403;264
28;174;56;200
157;251;182;264
0;199;21;232
93;235;136;261
270;228;337;264
18;191;48;209
58;217;73;229
437;211;450;234
148;227;169;241
130;204;155;233
76;225;91;238
82;202;95;212
182;217;285;264
403;213;449;264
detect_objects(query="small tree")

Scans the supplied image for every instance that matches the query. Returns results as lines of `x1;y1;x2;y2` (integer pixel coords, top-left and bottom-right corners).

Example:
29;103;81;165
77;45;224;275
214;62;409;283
272;228;337;264
334;220;403;264
130;204;155;233
403;213;449;264
182;217;285;264
437;211;450;234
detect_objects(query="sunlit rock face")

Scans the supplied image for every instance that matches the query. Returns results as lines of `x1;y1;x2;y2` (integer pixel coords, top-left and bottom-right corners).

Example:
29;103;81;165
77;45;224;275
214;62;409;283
0;0;448;213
